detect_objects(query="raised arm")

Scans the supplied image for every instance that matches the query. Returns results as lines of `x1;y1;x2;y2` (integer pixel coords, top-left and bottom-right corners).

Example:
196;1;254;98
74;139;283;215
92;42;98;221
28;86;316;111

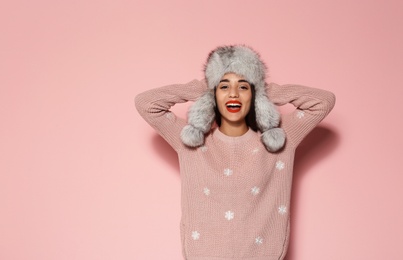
267;82;336;147
135;79;208;152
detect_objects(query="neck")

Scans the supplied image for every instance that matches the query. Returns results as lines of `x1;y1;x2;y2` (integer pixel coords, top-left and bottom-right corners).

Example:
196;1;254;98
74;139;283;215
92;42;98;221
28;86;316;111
219;121;249;137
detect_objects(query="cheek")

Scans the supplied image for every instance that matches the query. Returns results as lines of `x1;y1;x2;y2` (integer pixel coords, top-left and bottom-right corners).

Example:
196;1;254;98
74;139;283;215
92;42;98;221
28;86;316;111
217;102;226;115
215;95;226;110
243;101;252;114
243;94;253;113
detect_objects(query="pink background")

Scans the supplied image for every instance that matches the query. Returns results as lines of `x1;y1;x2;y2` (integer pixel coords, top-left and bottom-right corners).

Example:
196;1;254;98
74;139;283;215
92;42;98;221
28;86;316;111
1;0;402;259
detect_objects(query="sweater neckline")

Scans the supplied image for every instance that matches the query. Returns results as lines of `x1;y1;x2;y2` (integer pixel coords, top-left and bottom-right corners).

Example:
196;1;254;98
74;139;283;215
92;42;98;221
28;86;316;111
212;127;256;143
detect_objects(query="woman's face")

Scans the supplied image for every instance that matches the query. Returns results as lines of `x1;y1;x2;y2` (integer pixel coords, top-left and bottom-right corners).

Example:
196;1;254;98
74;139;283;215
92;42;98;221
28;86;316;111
215;73;252;127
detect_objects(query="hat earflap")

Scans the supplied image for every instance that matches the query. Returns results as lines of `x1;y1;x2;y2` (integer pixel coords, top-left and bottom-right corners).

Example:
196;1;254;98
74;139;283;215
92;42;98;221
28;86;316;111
180;91;216;147
255;87;286;152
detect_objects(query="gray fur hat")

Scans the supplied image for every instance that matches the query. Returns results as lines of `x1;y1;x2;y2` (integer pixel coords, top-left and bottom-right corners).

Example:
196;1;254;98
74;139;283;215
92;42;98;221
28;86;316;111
180;45;286;152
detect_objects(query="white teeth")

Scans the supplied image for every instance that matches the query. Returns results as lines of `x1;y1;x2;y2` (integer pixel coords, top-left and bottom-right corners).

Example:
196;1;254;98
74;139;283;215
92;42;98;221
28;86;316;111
226;103;241;107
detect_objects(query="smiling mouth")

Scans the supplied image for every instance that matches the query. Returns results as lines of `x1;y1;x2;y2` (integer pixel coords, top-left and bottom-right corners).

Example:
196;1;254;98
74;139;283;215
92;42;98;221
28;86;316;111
225;101;242;113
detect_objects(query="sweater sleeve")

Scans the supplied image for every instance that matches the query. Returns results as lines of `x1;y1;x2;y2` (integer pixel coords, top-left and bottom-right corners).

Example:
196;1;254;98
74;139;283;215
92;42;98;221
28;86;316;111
134;79;208;152
267;82;336;147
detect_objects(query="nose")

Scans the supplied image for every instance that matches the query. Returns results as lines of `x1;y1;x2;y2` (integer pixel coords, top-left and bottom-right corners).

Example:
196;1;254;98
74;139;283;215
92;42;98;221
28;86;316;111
229;86;239;98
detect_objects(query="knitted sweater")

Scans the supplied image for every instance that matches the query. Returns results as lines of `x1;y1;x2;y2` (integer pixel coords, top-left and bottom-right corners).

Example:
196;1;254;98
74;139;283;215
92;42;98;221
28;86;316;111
135;79;335;260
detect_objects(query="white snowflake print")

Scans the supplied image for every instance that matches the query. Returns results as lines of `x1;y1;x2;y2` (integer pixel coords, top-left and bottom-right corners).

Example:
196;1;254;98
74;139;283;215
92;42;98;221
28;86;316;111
165;112;173;119
200;145;208;152
251;186;260;196
252;147;259;154
255;236;263;245
191;231;200;240
296;110;305;119
278;205;287;215
225;210;234;220
223;168;233;177
276;161;285;171
203;187;210;196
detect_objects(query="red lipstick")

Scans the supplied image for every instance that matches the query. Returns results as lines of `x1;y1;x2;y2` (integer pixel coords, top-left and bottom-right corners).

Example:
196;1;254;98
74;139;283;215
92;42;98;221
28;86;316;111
225;100;242;113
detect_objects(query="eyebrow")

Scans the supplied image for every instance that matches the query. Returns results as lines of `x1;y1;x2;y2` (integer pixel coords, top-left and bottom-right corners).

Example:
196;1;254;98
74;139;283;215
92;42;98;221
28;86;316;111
219;79;250;84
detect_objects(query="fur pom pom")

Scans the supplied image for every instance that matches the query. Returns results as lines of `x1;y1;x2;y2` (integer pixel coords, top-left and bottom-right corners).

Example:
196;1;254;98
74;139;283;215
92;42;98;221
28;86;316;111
180;125;205;147
261;128;286;152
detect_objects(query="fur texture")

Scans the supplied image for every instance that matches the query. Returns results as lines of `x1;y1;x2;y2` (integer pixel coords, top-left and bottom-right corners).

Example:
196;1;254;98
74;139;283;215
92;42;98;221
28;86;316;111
204;45;267;91
261;128;286;152
180;91;215;147
180;45;286;152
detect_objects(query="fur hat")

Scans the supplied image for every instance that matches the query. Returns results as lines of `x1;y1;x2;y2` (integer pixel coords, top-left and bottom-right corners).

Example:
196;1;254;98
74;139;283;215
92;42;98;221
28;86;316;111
180;45;286;152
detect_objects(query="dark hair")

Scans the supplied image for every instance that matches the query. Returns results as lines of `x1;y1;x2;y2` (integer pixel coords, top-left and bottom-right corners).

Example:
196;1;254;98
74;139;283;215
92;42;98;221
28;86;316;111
214;84;258;131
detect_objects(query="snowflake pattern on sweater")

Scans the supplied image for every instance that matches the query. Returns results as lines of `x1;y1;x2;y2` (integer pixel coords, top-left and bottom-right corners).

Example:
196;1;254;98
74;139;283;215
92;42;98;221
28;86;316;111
223;168;233;177
192;231;200;240
296;110;305;119
276;160;285;171
255;236;264;245
225;210;235;221
251;186;260;195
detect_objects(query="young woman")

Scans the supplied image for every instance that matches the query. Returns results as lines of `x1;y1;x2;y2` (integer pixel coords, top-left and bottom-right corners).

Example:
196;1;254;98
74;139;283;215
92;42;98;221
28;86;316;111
135;45;335;260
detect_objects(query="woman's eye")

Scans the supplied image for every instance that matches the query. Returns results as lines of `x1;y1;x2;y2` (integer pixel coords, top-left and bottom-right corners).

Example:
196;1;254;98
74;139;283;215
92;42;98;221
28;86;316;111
240;85;249;90
220;85;228;89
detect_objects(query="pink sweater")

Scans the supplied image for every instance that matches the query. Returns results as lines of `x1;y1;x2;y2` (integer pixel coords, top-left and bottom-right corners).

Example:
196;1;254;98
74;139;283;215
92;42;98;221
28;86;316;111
135;80;335;260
